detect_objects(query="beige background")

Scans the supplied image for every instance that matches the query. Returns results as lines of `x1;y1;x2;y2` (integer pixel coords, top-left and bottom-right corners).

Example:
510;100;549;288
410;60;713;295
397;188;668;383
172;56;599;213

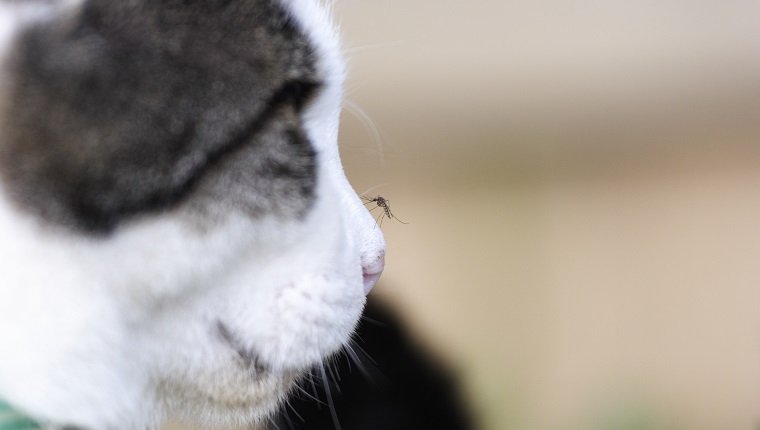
334;1;760;429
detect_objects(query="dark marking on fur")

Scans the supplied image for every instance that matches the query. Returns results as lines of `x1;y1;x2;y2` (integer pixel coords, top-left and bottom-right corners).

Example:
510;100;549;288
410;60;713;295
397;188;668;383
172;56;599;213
216;319;267;374
0;0;321;233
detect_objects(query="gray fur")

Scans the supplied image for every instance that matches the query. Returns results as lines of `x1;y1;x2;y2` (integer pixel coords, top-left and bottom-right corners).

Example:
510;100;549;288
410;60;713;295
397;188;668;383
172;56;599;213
0;0;320;233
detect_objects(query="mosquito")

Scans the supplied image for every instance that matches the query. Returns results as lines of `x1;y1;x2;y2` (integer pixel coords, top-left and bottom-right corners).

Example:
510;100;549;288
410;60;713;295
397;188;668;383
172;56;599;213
361;195;408;227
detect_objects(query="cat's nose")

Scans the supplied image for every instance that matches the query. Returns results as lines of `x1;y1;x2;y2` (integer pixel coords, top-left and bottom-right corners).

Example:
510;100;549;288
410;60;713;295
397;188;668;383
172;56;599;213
362;253;385;295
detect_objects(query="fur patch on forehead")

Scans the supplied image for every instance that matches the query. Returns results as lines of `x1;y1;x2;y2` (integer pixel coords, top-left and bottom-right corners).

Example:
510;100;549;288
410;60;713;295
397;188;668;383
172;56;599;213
0;0;320;233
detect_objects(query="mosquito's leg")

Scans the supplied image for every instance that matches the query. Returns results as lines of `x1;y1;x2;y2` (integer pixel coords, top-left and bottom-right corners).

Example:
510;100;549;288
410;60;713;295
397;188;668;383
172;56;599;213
387;208;409;224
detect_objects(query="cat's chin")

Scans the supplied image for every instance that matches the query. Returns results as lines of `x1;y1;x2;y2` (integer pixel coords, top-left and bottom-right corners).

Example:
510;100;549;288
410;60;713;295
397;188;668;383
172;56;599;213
163;368;303;427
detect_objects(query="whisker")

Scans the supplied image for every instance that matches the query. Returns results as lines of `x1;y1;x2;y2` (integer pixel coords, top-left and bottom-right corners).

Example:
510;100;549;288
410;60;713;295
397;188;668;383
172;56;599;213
307;367;321;408
345;340;373;382
326;357;342;393
267;415;282;430
281;404;295;430
343;40;405;55
294;382;327;406
351;341;379;367
340;346;352;374
319;363;343;430
360;315;388;327
285;399;305;423
343;99;385;165
359;183;388;197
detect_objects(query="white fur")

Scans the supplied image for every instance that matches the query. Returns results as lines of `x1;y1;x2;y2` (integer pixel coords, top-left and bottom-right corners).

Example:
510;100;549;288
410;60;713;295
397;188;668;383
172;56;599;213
0;2;59;61
0;1;385;428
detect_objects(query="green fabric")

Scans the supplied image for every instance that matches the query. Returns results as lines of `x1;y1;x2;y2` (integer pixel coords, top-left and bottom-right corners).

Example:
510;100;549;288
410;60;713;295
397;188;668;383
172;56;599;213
0;400;41;430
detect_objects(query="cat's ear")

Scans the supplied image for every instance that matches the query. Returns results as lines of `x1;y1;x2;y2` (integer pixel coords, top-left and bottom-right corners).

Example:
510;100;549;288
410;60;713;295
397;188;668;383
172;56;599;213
0;0;320;233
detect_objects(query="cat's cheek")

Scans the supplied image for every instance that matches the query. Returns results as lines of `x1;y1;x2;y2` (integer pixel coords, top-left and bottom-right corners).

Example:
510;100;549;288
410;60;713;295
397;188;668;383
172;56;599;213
225;262;365;374
267;273;366;371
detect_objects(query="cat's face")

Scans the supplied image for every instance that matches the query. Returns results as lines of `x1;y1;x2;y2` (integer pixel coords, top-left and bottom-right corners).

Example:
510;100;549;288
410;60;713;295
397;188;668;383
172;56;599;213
0;0;385;428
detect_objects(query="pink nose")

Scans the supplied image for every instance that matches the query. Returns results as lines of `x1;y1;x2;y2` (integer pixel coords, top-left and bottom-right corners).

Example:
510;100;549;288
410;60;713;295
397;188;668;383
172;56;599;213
362;254;385;295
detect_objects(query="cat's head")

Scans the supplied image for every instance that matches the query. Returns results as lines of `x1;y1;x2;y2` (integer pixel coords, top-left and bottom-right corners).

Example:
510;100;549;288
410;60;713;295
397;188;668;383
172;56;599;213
0;0;385;428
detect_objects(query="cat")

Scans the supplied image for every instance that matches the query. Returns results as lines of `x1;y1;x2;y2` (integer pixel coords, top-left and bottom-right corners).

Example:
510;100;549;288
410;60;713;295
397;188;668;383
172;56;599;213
0;0;386;429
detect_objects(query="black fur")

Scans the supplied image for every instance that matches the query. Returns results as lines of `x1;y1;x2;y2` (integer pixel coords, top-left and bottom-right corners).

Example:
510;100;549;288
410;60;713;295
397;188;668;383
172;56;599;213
274;298;475;430
0;0;320;233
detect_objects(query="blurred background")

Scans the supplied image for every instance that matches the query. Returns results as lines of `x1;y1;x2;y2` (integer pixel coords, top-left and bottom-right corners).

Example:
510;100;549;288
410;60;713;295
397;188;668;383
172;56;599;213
333;1;760;429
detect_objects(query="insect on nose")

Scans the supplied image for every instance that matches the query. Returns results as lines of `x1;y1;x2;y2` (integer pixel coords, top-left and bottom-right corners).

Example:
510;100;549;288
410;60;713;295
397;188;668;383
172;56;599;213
362;253;385;295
